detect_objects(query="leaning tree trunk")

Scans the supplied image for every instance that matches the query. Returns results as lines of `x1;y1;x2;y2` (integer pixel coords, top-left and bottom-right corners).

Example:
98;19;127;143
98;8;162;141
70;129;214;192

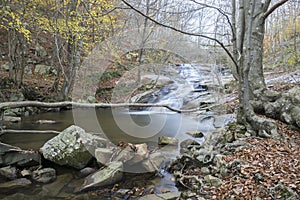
237;0;300;137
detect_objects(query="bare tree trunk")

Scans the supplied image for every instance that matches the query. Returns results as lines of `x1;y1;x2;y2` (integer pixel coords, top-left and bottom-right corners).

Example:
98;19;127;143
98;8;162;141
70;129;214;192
60;0;83;100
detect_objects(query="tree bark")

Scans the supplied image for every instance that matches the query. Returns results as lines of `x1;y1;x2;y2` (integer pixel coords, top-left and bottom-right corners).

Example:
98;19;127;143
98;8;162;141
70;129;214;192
236;0;300;137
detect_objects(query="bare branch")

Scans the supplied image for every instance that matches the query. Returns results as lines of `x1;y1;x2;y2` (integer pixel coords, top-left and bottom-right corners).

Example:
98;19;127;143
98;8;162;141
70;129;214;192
120;0;238;69
189;0;234;35
264;0;289;19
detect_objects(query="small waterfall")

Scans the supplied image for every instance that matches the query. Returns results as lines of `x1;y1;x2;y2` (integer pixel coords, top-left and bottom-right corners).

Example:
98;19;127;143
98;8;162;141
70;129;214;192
148;64;210;112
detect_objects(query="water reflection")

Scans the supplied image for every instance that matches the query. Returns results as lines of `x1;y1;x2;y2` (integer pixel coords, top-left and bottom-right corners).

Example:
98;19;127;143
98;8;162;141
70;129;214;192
1;108;204;150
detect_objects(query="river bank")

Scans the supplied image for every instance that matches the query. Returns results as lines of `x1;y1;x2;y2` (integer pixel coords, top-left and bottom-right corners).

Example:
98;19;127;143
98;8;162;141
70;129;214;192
0;65;299;199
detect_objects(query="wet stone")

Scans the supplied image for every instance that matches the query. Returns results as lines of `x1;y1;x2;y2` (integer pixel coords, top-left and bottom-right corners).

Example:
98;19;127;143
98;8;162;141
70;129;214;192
158;136;178;146
32;168;56;183
186;130;204;138
76;161;123;193
40;174;73;197
0;166;18;180
79;167;97;177
139;192;181;200
0;178;32;191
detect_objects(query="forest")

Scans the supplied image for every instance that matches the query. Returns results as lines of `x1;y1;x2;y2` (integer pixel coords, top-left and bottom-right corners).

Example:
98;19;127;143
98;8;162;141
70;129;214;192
0;0;299;199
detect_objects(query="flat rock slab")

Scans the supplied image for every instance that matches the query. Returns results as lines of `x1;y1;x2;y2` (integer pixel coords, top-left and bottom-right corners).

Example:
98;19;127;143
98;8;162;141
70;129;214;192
0;142;41;167
77;161;123;193
0;178;32;190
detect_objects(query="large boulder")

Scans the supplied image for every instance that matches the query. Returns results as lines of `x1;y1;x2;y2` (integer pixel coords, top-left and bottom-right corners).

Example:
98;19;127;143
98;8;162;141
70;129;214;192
40;125;93;169
0;142;41;167
76;161;123;192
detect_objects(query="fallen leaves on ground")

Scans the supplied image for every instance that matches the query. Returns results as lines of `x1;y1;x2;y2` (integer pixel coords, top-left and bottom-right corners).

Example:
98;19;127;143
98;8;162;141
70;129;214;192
210;122;300;199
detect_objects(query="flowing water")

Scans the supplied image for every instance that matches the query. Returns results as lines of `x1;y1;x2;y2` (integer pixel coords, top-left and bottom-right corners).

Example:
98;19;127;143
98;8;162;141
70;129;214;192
0;64;234;199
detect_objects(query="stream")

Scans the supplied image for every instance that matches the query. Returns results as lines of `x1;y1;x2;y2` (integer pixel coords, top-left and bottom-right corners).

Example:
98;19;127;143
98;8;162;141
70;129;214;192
0;64;234;199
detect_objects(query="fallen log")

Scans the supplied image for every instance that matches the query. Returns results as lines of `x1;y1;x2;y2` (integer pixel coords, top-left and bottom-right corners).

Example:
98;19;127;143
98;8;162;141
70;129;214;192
0;129;60;136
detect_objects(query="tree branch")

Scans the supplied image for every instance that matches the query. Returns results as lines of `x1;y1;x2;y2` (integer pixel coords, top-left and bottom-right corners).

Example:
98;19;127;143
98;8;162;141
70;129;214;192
264;0;289;19
120;0;238;70
189;0;234;36
0;101;207;114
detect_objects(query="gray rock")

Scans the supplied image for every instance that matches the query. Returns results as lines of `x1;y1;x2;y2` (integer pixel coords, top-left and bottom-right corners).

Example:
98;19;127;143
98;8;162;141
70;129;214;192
142;151;167;172
115;189;130;198
32;168;56;183
40;174;73;197
40;125;93;169
287;86;300;102
0;142;41;167
204;175;223;187
139;192;181;200
35;120;57;124
196;149;214;165
186;130;204;138
213;154;225;168
200;167;210;175
35;44;47;57
9;92;25;102
112;146;134;163
0;166;18;179
79;167;97;177
34;64;51;75
0;178;32;190
87;96;97;103
127;143;148;165
77;161;123;192
1;62;10;71
80;132;110;157
20;169;31;177
95;148;113;165
3;116;21;123
180;139;200;150
158;136;178;146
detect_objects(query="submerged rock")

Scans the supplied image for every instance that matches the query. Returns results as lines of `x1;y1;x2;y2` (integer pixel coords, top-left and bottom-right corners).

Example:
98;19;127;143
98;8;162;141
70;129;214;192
40;125;93;169
32;168;56;183
34;120;57;124
40;174;73;197
77;161;123;192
